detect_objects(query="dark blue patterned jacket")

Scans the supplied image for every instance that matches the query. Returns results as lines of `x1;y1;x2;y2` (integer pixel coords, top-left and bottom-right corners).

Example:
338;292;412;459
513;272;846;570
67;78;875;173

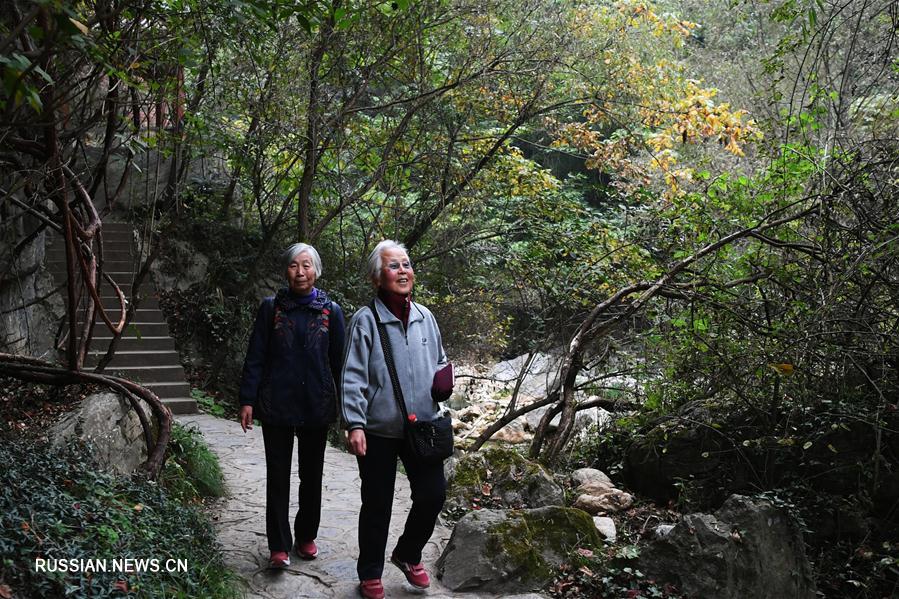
239;288;346;427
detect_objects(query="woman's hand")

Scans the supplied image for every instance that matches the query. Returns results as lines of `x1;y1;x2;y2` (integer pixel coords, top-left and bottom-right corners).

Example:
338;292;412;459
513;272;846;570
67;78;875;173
347;429;366;456
239;405;253;432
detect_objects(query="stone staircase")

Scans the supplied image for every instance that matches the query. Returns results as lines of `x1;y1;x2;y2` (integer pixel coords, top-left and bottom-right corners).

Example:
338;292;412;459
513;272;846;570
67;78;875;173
45;222;197;414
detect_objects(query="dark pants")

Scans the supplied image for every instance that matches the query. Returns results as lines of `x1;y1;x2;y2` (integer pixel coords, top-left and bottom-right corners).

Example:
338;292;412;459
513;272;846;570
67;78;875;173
261;423;328;552
356;432;447;580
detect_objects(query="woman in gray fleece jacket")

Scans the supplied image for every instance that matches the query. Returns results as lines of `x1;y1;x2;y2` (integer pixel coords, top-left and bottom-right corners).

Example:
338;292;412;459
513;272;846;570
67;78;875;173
341;240;452;599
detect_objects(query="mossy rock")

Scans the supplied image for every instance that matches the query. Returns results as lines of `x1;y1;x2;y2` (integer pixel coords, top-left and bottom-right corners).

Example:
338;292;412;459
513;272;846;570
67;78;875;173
436;506;601;592
447;447;564;513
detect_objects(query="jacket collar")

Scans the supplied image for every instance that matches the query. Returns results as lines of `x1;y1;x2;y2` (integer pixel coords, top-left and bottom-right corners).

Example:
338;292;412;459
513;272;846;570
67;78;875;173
275;287;330;312
372;297;423;325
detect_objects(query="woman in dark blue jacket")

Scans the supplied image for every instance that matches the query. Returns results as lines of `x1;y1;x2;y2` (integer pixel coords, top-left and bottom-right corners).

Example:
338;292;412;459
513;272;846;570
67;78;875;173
238;243;345;569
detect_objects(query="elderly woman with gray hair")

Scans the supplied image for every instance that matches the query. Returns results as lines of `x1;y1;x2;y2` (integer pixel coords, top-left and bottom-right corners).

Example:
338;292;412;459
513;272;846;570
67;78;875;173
341;240;454;599
238;243;346;569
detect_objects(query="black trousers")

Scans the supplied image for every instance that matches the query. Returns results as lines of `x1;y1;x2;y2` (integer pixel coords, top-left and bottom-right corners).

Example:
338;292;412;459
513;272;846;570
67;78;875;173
356;432;447;580
261;423;328;552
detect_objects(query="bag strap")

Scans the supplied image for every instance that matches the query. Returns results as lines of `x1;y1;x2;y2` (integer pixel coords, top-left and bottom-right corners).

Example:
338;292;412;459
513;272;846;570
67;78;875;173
370;299;411;423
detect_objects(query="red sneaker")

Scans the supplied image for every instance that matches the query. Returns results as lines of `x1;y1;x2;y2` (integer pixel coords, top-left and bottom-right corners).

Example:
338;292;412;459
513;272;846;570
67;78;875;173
269;551;290;569
390;552;430;589
294;539;318;560
359;578;385;599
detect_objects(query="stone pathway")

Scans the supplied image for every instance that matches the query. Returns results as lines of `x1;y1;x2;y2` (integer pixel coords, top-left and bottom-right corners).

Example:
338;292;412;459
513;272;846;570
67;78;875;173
178;414;545;599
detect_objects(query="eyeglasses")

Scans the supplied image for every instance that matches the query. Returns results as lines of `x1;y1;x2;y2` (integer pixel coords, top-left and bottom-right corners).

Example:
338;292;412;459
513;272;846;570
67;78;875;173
385;260;413;271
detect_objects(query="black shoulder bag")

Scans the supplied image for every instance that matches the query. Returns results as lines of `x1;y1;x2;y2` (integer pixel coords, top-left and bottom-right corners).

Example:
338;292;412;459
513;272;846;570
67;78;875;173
370;300;454;465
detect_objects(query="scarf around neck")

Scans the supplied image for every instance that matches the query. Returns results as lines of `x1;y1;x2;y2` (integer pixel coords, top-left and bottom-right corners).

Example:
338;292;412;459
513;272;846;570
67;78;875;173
377;287;410;329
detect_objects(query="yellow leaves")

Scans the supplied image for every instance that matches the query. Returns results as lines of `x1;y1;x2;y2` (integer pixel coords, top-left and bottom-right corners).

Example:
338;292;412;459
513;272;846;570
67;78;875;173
768;363;795;376
469;140;560;200
461;84;531;122
550;2;762;200
616;1;697;40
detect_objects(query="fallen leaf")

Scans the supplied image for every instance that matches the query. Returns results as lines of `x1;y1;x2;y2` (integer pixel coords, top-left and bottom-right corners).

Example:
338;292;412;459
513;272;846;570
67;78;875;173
0;583;13;599
576;548;594;558
114;580;129;592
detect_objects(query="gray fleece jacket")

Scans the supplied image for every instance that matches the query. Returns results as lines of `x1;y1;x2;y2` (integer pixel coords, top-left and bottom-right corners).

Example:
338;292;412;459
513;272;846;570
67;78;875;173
340;298;448;438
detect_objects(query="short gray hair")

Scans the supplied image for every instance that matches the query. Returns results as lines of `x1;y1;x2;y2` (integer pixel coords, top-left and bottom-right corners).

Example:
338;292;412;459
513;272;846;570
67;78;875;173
281;243;322;277
367;239;408;283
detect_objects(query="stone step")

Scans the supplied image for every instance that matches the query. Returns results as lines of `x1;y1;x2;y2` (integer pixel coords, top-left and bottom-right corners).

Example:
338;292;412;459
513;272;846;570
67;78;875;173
105;364;187;383
45;222;197;415
101;223;137;233
97;285;138;295
77;310;166;328
44;248;136;260
45;238;134;248
48;279;140;294
46;260;139;271
93;336;175;351
85;350;181;367
48;287;153;302
45;241;135;252
143;381;191;399
97;308;166;323
66;298;158;310
98;296;160;310
98;286;155;298
101;322;170;336
163;397;197;415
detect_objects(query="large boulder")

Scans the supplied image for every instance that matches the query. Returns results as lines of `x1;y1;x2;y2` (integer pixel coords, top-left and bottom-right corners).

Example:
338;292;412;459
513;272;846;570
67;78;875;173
49;392;152;475
637;494;816;599
446;447;564;512
490;352;562;401
436;506;601;592
524;403;611;436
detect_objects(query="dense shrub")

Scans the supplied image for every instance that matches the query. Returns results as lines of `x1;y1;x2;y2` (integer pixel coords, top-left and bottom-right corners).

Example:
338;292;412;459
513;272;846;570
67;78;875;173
0;437;238;598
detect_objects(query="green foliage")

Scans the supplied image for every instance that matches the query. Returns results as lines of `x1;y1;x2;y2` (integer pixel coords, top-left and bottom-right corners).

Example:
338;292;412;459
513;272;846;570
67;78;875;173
550;558;685;599
0;437;238;599
562;420;636;478
191;388;228;418
159;422;227;502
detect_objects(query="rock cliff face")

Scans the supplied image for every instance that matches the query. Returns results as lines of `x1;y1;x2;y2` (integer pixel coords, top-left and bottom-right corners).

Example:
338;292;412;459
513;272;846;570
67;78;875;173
0;213;62;357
